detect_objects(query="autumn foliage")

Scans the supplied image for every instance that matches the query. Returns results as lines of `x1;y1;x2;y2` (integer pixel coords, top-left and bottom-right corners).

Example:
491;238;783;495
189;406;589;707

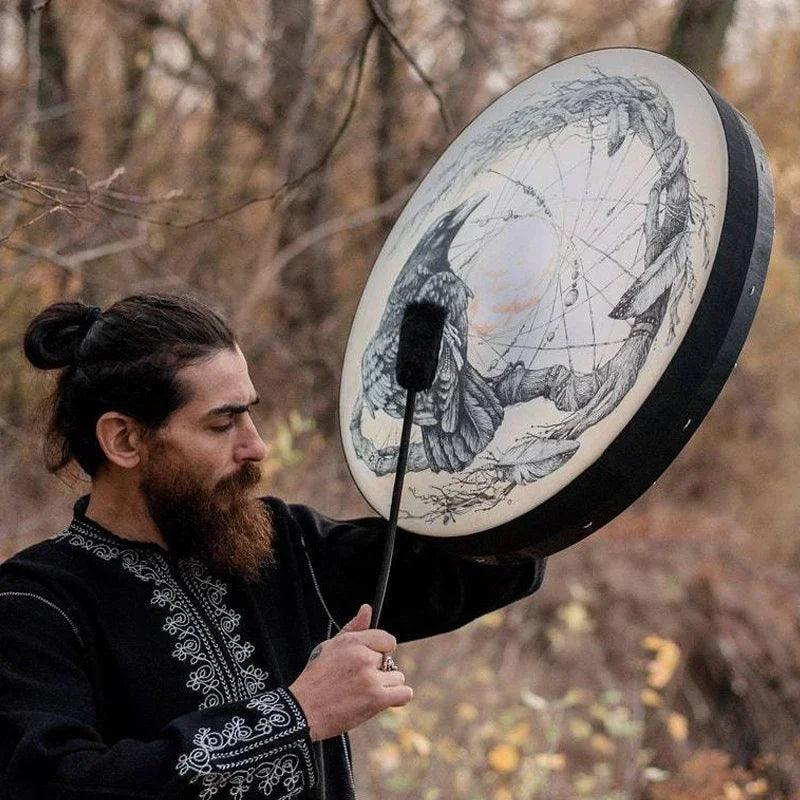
1;0;800;797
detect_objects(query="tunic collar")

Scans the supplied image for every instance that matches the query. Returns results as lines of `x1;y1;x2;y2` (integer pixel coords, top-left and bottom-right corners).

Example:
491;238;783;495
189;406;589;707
70;494;170;554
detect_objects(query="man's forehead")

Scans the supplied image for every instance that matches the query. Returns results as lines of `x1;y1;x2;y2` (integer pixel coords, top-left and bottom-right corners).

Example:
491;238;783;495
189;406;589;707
180;347;257;411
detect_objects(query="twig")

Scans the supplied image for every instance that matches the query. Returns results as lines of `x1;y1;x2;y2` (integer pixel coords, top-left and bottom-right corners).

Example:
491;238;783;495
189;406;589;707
1;228;147;274
180;19;378;228
364;0;453;133
66;20;377;229
234;181;414;328
1;2;42;238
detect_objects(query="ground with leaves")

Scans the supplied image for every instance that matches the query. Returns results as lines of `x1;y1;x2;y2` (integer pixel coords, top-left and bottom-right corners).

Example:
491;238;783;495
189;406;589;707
348;507;800;799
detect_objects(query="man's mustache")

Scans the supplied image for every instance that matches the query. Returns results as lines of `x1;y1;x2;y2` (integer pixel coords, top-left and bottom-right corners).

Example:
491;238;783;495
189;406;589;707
217;462;262;494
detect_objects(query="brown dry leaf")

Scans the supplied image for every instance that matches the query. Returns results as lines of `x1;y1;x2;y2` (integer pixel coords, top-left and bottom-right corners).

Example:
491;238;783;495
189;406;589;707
456;702;478;722
487;743;520;773
590;733;616;755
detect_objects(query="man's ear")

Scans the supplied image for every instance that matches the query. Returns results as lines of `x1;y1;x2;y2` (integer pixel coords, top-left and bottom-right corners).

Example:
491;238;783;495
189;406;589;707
95;412;145;469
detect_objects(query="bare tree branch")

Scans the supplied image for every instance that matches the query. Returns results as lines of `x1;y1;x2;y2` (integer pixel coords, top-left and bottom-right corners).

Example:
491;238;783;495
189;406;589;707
364;0;453;133
234;181;414;329
1;228;147;275
108;0;273;137
1;2;42;238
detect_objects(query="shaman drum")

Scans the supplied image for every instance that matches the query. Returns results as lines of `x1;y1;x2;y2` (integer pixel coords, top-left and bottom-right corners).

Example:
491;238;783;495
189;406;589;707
339;47;774;563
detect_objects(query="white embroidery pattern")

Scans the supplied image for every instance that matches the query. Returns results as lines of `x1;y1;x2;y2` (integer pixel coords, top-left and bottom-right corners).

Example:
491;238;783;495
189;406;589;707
53;517;316;799
176;689;315;800
53;520;269;708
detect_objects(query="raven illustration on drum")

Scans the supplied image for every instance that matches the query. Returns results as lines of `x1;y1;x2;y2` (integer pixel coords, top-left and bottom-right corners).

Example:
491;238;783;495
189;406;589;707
340;48;772;554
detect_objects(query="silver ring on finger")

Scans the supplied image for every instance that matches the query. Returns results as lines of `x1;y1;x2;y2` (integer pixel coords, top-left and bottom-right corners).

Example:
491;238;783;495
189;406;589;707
380;653;398;672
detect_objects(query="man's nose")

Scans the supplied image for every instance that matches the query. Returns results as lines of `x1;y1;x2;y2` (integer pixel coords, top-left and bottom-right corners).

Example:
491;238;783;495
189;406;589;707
237;415;268;462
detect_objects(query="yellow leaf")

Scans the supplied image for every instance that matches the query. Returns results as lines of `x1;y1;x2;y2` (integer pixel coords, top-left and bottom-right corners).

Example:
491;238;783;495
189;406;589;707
746;778;769;795
397;727;431;757
385;706;409;720
493;789;514;800
574;773;596;794
505;722;530;745
456;702;478;722
641;634;666;651
480;610;505;628
369;741;401;772
666;712;688;741
533;753;566;770
557;601;592;632
647;640;681;688
487;743;520;773
568;718;592;739
434;736;462;763
560;688;589;707
590;734;615;755
723;782;745;800
640;688;662;707
474;665;494;685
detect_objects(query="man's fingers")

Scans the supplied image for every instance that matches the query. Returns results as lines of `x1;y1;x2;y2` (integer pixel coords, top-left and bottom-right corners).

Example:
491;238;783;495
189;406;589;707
379;670;406;687
341;603;371;632
348;628;396;654
385;685;414;707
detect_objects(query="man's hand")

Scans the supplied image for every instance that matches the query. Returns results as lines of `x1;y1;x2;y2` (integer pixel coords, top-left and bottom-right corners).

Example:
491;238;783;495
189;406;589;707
288;603;412;741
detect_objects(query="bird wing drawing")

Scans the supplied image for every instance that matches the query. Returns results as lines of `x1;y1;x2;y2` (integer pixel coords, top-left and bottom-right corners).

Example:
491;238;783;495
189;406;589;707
360;192;503;473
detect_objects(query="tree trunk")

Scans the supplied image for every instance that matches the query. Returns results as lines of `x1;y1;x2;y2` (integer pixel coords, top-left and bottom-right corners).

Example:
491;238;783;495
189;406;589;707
19;0;79;168
665;0;738;85
374;3;398;218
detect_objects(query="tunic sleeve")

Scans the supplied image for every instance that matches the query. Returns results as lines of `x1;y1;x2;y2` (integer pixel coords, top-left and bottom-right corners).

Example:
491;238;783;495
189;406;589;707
0;590;317;800
284;502;547;643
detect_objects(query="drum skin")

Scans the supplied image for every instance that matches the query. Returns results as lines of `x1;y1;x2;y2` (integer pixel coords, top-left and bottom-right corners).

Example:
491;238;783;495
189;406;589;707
339;48;774;564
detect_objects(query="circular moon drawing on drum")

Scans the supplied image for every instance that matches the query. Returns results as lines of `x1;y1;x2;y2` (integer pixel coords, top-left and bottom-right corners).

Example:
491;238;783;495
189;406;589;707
340;48;752;540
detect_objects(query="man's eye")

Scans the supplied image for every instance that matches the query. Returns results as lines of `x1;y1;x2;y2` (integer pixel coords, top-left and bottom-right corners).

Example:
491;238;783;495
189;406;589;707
212;422;234;432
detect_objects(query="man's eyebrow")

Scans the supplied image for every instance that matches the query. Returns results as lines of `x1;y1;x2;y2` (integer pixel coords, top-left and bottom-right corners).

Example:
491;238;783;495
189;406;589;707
206;395;260;417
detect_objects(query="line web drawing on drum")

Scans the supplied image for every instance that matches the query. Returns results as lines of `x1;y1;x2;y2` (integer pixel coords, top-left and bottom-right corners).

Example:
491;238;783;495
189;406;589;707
349;68;716;524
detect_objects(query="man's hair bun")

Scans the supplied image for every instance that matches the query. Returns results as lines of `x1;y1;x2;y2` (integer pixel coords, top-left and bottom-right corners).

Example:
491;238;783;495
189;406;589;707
22;292;236;478
23;301;101;370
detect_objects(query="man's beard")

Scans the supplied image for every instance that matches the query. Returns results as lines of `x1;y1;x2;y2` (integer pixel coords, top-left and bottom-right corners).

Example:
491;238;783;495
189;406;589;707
138;438;275;582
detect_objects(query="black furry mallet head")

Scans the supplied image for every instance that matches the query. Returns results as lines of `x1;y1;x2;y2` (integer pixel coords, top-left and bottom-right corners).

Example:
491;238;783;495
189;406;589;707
395;301;448;392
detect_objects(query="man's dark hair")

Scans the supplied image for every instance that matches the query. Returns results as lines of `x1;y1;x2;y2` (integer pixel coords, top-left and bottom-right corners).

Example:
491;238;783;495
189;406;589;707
23;293;237;478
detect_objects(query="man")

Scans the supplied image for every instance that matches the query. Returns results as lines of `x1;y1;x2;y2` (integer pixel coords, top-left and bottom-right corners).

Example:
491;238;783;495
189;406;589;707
0;293;546;799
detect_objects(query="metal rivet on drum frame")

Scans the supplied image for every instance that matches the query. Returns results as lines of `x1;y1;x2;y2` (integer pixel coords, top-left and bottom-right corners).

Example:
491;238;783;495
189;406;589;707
683;418;692;430
749;286;756;296
583;521;593;530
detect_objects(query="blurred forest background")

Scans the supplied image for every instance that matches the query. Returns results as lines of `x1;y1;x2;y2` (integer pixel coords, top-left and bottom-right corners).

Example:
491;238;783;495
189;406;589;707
1;0;799;797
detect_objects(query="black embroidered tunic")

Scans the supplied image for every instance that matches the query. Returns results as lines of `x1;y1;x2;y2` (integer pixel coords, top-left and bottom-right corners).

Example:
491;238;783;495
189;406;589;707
0;494;546;800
